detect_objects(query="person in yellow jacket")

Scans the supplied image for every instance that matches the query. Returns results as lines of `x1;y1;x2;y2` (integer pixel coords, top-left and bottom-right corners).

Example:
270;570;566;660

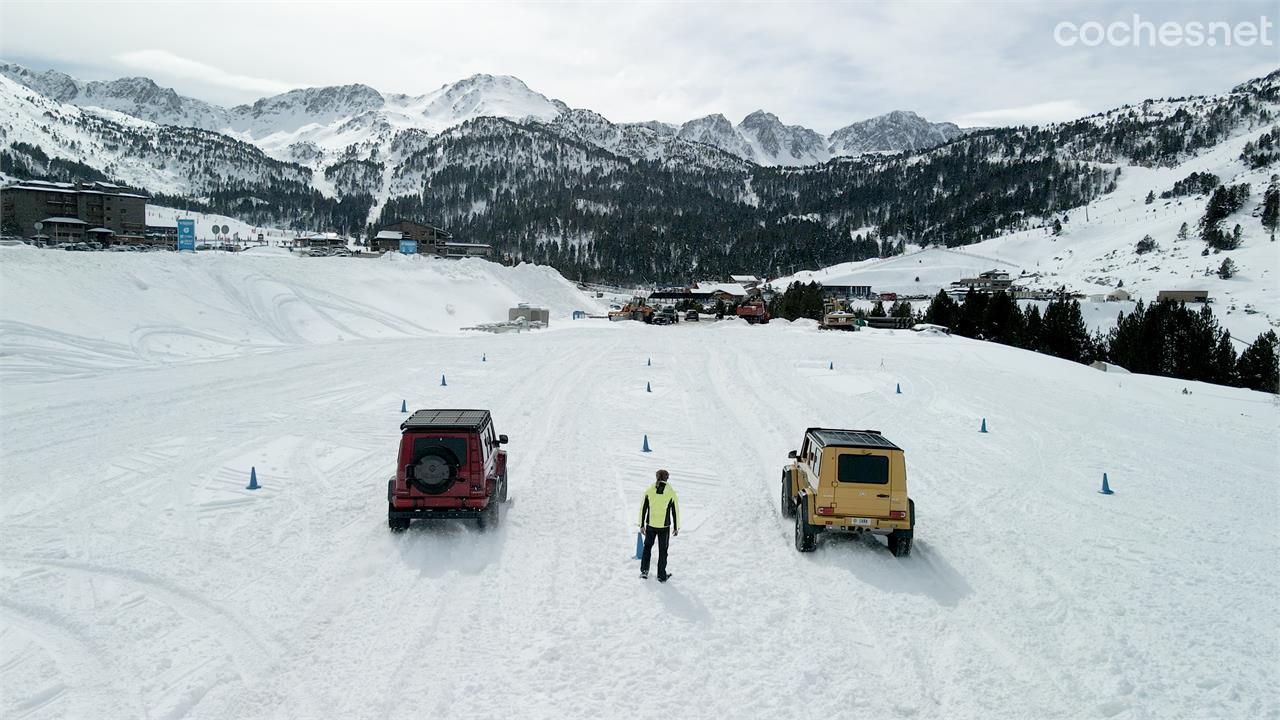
638;469;679;581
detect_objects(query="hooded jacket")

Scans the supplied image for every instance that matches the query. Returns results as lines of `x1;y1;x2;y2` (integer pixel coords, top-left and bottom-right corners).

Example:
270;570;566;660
638;481;679;532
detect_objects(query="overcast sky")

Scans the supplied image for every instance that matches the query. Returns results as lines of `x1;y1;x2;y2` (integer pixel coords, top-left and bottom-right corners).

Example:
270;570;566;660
1;1;1276;132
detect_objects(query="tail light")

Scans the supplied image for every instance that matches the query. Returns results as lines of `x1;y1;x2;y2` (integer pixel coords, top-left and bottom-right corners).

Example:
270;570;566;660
817;506;834;515
889;510;907;519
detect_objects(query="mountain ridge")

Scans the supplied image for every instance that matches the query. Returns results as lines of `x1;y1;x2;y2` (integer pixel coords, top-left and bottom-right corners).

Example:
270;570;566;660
0;61;968;169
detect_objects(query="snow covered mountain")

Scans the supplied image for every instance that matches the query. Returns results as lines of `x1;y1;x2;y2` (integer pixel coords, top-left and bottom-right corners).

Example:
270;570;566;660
828;110;965;156
0;62;229;130
0;61;965;174
676;113;759;161
778;116;1280;341
737;110;830;165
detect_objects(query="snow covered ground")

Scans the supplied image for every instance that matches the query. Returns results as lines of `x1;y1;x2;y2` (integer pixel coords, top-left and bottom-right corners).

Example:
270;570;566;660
1;251;1276;720
145;206;296;246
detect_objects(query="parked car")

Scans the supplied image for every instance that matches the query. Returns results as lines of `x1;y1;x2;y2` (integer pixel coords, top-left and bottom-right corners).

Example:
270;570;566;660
657;305;679;324
387;409;509;531
685;310;700;322
781;428;915;556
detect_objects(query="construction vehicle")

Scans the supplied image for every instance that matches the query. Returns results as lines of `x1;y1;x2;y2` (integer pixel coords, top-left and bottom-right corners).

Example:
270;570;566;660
735;298;770;324
609;296;655;322
820;298;861;331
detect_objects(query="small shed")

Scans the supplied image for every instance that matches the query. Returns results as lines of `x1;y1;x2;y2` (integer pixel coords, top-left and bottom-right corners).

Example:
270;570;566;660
509;304;550;325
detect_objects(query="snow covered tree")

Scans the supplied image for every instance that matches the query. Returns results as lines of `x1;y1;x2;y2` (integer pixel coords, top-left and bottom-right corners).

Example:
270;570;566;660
981;291;1025;347
1040;295;1091;363
1212;330;1237;386
924;289;958;327
1263;185;1279;241
1200;183;1249;250
1177;222;1189;242
955;289;989;338
1218;257;1237;279
1022;304;1044;352
1052;218;1063;235
1136;234;1157;254
1237;331;1279;393
1145;190;1155;204
870;300;887;317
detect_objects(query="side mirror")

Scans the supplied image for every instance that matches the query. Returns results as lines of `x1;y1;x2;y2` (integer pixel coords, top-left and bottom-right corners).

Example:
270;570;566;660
498;434;509;445
787;450;798;459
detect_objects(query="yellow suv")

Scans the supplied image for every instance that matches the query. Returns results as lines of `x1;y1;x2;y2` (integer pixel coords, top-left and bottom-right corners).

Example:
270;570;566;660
781;428;915;556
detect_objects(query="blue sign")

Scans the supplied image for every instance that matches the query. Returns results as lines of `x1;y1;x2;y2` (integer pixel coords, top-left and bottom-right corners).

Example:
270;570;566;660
399;239;417;254
177;219;196;251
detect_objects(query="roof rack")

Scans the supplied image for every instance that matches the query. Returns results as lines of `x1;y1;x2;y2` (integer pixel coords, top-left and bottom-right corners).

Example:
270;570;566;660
807;428;901;451
401;409;491;432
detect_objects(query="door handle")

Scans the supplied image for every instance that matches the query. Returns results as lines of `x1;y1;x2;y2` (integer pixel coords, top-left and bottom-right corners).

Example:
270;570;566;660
876;494;890;498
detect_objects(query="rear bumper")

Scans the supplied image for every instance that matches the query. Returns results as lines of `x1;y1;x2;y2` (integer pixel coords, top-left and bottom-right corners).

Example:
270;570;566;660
388;507;485;520
812;516;909;533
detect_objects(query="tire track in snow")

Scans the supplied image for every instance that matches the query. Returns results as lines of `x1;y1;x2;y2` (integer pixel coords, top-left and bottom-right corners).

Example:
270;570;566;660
0;598;141;720
0;556;275;681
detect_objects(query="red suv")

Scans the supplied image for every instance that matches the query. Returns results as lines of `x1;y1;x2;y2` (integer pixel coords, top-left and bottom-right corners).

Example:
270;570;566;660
387;409;509;531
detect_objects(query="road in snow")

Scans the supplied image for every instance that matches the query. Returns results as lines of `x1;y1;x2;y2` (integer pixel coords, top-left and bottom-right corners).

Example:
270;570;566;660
1;252;1277;720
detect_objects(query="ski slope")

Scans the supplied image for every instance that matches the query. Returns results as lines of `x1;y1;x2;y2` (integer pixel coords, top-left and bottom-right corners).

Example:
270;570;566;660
1;251;1276;720
775;121;1280;343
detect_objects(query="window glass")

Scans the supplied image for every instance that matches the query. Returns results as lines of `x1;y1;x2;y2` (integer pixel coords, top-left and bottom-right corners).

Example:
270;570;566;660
837;454;889;484
411;436;467;465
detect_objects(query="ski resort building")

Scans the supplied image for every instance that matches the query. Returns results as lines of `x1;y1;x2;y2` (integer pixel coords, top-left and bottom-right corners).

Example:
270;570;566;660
818;284;874;299
1157;290;1210;303
373;220;492;258
288;232;348;250
952;269;1014;292
1;180;149;244
694;282;750;302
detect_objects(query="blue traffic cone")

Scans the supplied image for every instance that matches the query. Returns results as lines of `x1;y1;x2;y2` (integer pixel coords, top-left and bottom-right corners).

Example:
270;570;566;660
1099;473;1114;495
440;374;447;387
400;400;407;413
829;361;834;370
634;531;644;560
642;435;652;453
896;383;902;394
646;381;651;393
482;354;486;362
246;466;260;490
980;418;988;433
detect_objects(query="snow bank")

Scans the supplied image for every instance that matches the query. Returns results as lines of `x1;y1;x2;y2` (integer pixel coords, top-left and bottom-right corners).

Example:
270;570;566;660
0;248;604;376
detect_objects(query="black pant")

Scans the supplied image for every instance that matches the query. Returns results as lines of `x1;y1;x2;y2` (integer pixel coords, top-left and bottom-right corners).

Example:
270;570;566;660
641;525;670;576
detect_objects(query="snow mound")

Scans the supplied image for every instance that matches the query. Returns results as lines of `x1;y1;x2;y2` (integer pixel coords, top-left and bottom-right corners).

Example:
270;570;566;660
0;249;604;378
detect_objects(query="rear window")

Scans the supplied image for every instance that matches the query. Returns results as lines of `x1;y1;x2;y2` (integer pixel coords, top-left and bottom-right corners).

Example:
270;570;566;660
411;436;468;465
837;454;889;484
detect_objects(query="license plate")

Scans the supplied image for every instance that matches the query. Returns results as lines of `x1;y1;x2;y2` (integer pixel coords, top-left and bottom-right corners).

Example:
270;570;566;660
852;517;872;526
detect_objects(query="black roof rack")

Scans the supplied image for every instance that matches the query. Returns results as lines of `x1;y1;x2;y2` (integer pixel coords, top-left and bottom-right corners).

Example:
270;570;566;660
807;428;901;451
401;409;491;432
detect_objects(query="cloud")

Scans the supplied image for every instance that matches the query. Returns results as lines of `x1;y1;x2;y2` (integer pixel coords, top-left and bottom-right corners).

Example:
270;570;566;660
113;49;295;96
953;100;1093;127
1;2;1271;128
